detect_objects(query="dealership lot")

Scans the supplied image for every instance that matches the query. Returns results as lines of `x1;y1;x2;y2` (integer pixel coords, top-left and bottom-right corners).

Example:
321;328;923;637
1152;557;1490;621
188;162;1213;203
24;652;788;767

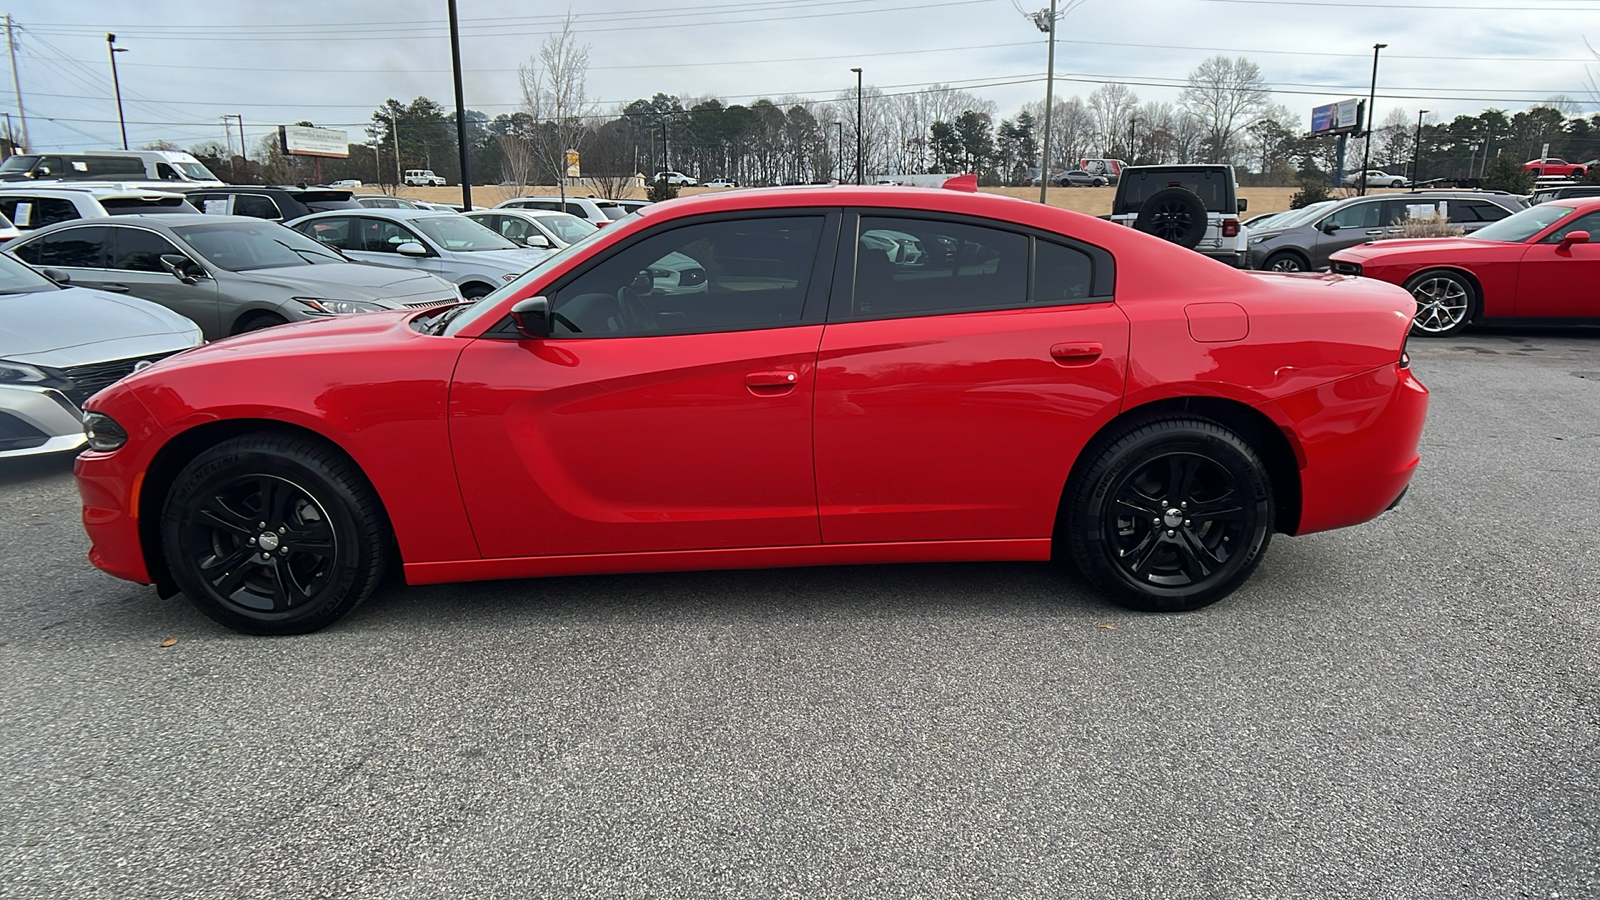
1;330;1596;898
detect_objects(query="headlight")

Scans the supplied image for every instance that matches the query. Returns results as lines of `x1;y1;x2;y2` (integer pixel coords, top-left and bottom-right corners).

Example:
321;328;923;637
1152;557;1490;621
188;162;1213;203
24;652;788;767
83;411;127;452
0;360;48;384
294;298;387;315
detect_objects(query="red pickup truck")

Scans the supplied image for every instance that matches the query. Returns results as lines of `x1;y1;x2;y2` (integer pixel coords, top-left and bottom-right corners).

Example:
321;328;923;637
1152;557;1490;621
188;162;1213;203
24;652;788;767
1523;157;1588;178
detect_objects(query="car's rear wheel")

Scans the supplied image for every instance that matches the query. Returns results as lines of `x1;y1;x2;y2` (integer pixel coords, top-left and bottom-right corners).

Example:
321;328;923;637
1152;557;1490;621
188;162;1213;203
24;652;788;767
1263;251;1307;272
1403;269;1476;337
161;433;389;634
1063;418;1273;613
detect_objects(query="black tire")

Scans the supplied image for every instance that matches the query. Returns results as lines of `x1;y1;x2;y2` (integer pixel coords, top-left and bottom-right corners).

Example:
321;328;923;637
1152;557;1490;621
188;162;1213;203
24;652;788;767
1133;187;1208;250
1062;417;1273;613
1403;268;1477;337
1262;251;1308;273
1572;169;1586;181
161;433;389;635
1530;168;1542;178
460;282;494;300
233;312;288;335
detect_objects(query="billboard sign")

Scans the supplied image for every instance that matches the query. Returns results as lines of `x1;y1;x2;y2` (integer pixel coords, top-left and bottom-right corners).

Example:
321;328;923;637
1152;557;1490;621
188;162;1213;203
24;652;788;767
279;125;349;158
565;149;581;179
1311;99;1363;135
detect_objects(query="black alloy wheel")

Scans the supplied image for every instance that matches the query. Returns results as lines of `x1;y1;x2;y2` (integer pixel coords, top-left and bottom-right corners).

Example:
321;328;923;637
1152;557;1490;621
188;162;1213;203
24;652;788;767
1063;417;1273;612
234;312;288;335
1263;252;1306;273
162;434;389;634
1132;187;1208;250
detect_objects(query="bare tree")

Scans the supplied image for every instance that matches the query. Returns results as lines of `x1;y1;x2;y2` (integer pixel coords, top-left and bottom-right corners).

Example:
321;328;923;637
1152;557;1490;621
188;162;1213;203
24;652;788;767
519;14;595;203
1088;84;1138;157
500;134;535;197
1376;107;1412;171
1181;55;1268;164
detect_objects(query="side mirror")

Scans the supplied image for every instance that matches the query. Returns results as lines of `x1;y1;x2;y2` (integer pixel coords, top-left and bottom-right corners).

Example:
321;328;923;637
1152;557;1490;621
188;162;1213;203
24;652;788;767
1237;198;1249;212
1321;221;1340;234
395;241;428;257
509;295;552;338
159;253;204;284
523;233;552;249
1560;230;1590;249
41;267;70;285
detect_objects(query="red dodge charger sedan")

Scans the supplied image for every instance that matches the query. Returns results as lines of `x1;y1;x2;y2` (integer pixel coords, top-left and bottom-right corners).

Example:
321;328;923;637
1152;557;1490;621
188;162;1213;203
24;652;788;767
75;184;1429;634
1329;198;1600;336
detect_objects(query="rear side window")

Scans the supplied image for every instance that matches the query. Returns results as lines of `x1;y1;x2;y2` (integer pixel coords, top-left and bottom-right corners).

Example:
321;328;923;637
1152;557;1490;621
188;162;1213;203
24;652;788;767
83;157;147;178
850;216;1028;318
0;197;79;229
108;227;183;272
102;197;198;215
1034;241;1096;305
231;194;282;220
1452;200;1510;223
14;226;110;268
564;203;587;216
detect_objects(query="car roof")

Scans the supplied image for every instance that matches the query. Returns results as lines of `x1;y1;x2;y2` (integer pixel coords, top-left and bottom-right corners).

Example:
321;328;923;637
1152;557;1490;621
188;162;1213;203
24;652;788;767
297;207;457;220
0;186;186;200
474;207;579;218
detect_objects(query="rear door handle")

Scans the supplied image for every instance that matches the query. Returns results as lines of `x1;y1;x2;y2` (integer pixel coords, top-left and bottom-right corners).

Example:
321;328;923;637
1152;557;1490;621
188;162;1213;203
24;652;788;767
745;370;800;390
1050;342;1103;365
100;283;131;293
1364;229;1387;236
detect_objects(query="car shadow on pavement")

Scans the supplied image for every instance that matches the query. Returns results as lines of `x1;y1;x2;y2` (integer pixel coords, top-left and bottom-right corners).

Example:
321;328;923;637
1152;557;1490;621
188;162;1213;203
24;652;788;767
0;452;77;487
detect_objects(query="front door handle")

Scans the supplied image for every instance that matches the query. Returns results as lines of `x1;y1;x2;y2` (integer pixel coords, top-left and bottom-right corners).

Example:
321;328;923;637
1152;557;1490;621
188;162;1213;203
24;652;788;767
100;283;131;293
745;370;800;391
1050;342;1103;365
1365;229;1387;236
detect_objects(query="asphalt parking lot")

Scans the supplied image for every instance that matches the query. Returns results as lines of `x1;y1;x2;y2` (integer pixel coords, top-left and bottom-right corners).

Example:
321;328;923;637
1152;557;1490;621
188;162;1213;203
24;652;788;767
1;329;1596;900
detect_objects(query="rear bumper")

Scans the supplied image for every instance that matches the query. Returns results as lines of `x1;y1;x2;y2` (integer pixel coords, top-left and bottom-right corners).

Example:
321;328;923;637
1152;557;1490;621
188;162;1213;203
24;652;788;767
1273;364;1429;536
1202;249;1250;268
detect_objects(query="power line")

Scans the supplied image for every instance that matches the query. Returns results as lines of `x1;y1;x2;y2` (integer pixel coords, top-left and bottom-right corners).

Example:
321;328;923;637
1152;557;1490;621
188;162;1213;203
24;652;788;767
1199;0;1600;8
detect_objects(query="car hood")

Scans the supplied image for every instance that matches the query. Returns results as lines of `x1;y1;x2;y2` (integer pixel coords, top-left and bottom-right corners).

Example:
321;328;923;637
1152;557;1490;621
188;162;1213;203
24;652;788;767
1331;236;1505;262
232;262;452;298
444;247;551;271
0;286;202;365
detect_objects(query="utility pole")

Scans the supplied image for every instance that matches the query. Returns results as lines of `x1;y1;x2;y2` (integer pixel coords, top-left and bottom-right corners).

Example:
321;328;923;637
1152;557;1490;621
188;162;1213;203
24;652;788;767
446;0;472;208
1032;1;1060;203
391;112;402;188
4;15;26;151
1358;42;1386;196
1411;109;1427;185
851;67;863;184
107;33;128;150
836;121;844;182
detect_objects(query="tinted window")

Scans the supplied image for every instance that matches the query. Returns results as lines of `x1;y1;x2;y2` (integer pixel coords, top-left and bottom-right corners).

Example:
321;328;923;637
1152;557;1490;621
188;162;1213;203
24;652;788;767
354;218;422;253
1034;240;1096;305
0;197;78;229
1456;200;1510;223
1118;170;1232;212
296;216;354;250
851;216;1027;318
551;216;822;337
84;157;146;177
1328;201;1384;229
102;196;199;215
231;194;282;220
155;162;182;181
108;227;183;272
16;227;110;268
564;203;587;216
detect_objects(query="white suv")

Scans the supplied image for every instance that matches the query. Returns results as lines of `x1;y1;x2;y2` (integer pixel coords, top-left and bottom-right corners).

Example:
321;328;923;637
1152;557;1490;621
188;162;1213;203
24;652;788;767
0;185;198;231
1109;165;1249;268
404;169;447;187
494;196;623;227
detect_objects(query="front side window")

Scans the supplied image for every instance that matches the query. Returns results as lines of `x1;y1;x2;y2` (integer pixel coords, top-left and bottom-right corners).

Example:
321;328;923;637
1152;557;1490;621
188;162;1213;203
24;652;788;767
1327;201;1384;230
108;228;184;272
550;216;823;337
536;213;597;244
13;226;110;268
1544;211;1600;242
1471;204;1578;243
850;216;1028;317
354;218;424;253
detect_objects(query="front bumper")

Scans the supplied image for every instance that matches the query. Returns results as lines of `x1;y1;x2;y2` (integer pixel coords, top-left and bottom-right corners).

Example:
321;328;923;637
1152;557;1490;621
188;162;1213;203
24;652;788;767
0;385;87;458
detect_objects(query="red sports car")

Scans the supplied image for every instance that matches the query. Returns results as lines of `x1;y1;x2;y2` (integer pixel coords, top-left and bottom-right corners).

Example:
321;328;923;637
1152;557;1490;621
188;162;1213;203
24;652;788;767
74;184;1429;634
1328;197;1600;336
1523;158;1586;179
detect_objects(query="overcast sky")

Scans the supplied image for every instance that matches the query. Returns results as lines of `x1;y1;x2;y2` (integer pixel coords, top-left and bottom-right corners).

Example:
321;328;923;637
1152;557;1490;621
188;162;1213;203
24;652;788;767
7;0;1598;154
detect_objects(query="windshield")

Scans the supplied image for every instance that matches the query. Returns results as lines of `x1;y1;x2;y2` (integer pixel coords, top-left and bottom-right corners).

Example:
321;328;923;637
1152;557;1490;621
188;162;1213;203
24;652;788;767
0;155;38;175
1469;204;1578;243
442;222;610;337
0;252;58;294
537;213;598;244
175;221;347;271
1262;200;1338;232
176;161;220;181
411;214;520;251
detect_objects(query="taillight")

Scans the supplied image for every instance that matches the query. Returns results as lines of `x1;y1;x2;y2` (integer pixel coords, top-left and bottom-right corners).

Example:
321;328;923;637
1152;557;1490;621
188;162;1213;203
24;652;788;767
1221;219;1240;238
594;220;610;227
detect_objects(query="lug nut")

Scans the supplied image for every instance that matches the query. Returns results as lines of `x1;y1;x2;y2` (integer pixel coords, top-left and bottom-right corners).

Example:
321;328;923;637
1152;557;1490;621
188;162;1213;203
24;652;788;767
1184;519;1191;526
247;537;256;545
260;553;270;561
279;547;289;556
278;526;287;534
258;522;266;529
1166;529;1175;537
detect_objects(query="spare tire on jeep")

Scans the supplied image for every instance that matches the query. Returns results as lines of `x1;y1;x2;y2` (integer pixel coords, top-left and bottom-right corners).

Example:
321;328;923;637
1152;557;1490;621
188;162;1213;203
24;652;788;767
1133;186;1208;250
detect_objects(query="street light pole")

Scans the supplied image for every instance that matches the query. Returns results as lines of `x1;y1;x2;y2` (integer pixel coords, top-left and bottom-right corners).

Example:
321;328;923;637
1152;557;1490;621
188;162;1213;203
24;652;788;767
106;33;128;150
1412;109;1427;186
446;0;472;209
851;67;863;184
1358;42;1386;196
836;121;844;182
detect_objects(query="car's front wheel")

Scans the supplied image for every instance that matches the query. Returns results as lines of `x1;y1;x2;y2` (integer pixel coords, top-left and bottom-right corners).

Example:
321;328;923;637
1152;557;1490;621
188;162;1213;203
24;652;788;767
1403;269;1477;337
161;433;390;634
1062;417;1273;612
1263;251;1307;272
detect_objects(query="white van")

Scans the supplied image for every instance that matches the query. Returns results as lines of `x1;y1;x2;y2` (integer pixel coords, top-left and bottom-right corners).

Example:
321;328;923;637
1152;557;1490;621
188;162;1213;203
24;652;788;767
0;150;224;185
404;169;447;187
